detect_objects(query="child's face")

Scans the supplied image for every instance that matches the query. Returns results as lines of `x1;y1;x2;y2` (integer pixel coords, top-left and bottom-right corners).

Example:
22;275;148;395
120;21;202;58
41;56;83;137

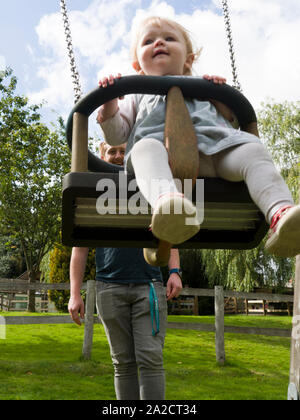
133;21;194;76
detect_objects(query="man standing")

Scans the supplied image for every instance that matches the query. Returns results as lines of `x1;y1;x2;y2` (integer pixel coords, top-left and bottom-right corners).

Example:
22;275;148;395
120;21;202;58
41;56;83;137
68;142;182;400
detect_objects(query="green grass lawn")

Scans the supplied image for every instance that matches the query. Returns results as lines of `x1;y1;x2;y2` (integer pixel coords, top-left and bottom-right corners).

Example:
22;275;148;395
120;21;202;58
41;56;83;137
0;313;292;400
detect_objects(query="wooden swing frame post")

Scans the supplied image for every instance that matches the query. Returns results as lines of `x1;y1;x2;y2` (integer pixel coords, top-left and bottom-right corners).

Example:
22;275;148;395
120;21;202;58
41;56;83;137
241;122;259;137
289;185;300;400
143;86;200;267
164;86;199;186
71;112;88;172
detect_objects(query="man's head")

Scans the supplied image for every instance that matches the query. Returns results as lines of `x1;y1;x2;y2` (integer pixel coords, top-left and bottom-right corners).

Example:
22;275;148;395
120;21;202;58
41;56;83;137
100;142;126;165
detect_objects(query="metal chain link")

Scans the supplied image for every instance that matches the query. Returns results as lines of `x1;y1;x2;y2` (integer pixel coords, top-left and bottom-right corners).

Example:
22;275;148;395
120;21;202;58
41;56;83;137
221;0;242;91
60;0;82;103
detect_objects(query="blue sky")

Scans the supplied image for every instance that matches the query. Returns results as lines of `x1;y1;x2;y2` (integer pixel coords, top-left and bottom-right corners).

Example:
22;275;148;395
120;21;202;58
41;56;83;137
1;0;300;135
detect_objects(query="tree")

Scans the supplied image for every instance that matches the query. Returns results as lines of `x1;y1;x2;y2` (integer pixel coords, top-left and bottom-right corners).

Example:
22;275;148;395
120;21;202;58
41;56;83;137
0;233;26;278
0;68;71;311
258;100;299;200
200;100;299;292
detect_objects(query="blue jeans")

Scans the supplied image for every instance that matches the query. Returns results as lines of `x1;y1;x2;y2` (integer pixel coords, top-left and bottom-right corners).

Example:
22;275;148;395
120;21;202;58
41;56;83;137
96;281;168;400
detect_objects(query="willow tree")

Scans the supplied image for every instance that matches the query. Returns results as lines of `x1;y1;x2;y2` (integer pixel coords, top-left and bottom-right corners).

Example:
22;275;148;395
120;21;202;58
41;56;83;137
200;100;299;291
259;100;299;199
0;68;71;311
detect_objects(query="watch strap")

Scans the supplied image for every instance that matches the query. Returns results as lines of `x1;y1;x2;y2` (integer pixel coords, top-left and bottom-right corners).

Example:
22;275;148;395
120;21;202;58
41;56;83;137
169;268;182;279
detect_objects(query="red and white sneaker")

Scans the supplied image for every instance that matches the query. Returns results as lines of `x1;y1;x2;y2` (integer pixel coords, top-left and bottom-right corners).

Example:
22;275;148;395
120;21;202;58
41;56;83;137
151;193;200;244
265;205;300;257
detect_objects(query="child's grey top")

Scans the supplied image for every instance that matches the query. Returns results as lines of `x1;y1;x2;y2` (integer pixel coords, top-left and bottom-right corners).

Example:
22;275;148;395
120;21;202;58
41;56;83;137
100;91;261;173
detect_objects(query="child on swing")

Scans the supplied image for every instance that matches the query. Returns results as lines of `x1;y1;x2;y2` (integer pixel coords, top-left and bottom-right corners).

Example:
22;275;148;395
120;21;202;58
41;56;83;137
97;16;300;258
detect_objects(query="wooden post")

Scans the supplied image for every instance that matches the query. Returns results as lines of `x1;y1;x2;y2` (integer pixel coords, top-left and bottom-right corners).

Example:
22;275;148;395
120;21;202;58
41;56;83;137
82;280;96;360
234;297;238;314
245;299;248;315
143;241;172;267
164;86;199;186
215;285;225;365
71;112;88;172
193;296;199;315
143;86;200;267
263;300;266;316
241;121;259;137
289;254;300;400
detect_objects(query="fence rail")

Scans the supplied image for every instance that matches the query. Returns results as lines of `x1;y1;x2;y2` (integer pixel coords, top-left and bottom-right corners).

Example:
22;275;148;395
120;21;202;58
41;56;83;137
0;279;294;301
0;279;88;292
179;287;294;302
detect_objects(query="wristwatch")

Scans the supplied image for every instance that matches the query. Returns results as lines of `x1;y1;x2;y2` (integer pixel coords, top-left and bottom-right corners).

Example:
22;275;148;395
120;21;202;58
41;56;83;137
169;268;182;280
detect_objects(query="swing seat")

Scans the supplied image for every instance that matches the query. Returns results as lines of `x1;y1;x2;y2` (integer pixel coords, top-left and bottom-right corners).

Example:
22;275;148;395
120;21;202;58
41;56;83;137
62;171;268;249
62;76;268;249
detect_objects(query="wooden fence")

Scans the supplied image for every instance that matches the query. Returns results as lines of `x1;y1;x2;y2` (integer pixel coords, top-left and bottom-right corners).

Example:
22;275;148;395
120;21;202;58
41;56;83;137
0;279;294;363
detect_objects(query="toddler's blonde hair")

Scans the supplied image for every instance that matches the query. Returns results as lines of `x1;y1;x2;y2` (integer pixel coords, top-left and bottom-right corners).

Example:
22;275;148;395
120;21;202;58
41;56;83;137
131;16;202;75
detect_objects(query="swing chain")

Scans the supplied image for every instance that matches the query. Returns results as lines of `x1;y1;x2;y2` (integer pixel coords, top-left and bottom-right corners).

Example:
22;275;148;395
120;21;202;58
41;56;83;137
60;0;82;103
221;0;242;92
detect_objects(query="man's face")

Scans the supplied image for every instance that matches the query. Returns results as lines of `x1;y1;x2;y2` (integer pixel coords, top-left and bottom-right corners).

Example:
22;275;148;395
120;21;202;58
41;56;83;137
102;144;126;165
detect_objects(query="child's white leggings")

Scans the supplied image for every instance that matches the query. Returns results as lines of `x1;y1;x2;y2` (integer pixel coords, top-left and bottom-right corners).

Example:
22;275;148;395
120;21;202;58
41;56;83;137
130;138;294;225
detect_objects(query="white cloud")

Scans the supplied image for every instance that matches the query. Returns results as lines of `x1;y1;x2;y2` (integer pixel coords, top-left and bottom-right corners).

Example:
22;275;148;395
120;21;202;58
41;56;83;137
28;58;74;113
28;0;140;118
210;0;300;107
29;0;300;121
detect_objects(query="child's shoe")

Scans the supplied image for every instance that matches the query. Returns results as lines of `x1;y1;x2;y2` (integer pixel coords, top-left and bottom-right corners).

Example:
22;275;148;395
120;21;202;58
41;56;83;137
265;205;300;257
151;193;200;244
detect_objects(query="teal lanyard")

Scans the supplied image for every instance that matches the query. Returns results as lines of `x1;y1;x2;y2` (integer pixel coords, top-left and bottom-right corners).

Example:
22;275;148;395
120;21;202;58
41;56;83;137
149;282;160;336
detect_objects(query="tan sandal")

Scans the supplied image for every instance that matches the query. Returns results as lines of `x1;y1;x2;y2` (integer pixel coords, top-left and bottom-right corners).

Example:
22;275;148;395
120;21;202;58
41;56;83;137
151;193;200;244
